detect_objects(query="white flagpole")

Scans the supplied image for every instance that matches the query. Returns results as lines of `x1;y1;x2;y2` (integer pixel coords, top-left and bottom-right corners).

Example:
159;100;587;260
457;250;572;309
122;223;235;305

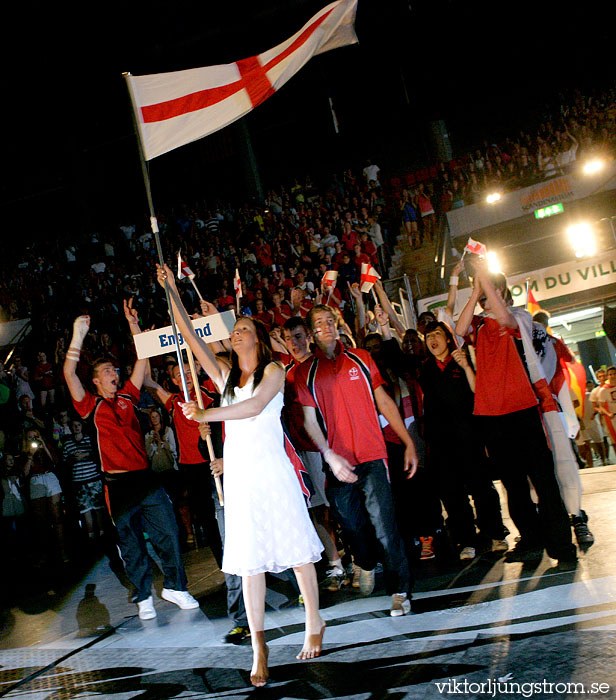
124;72;190;401
190;278;204;301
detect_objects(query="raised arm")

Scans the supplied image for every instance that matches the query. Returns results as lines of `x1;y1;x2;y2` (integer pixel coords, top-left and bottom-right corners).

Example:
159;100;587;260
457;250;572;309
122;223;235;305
455;274;482;338
474;258;517;329
374;279;406;337
124;298;147;390
348;282;366;337
157;264;227;391
181;362;284;422
143;363;172;405
374;304;393;340
63;316;90;403
445;260;465;317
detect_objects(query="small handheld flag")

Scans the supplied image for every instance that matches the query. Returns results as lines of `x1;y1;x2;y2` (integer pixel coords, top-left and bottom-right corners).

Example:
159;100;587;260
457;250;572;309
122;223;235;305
360;263;380;293
464;237;488;257
177;251;203;300
234;269;242;298
234;268;242;315
321;270;338;289
177;251;195;280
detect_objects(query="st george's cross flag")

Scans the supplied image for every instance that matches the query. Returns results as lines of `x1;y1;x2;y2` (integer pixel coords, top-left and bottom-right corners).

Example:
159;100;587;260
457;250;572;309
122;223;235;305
177;251;195;280
321;270;338;289
126;0;358;160
464;237;488;257
234;269;242;299
360;263;380;293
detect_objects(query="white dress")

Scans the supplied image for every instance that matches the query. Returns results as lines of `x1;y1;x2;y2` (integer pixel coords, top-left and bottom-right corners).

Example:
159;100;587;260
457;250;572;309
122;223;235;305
221;380;323;577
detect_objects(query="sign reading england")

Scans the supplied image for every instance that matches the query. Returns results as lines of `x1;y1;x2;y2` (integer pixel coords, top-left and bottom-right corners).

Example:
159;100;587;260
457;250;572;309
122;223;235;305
133;310;236;359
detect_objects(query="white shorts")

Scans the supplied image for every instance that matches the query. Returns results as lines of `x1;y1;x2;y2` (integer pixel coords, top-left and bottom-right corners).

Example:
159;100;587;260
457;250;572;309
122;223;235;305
300;450;329;509
30;472;63;500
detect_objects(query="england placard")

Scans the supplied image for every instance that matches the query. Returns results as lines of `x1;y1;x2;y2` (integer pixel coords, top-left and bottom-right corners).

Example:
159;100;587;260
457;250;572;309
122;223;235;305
133;311;236;359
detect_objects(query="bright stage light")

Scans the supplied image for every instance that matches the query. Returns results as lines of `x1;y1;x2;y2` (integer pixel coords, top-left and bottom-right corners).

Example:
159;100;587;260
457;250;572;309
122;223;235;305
566;222;596;258
486;192;501;204
486;251;502;274
582;159;604;175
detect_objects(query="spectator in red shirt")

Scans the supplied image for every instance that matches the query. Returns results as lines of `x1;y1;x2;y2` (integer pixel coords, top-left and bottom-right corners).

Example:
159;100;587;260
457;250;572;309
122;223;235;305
290;287;313;318
271;291;292;327
254;237;273;267
33;351;57;409
359;232;378;268
217;286;235;310
352;243;371;271
332;241;345;268
254;299;274;329
341;221;359;252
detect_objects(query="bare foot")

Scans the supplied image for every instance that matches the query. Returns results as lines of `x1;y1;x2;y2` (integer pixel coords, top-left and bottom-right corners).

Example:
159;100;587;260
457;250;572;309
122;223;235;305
297;621;326;660
250;631;269;687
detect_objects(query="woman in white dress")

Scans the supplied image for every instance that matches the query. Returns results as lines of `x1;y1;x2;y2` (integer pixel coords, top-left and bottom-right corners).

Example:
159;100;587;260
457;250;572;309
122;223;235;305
157;265;325;687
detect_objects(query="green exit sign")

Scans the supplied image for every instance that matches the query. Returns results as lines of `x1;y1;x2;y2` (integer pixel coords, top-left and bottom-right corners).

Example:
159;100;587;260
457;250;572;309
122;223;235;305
595;330;606;338
534;203;564;219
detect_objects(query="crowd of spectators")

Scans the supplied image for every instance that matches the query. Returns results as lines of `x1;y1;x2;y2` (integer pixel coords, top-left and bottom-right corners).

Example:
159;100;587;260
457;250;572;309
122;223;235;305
0;85;614;578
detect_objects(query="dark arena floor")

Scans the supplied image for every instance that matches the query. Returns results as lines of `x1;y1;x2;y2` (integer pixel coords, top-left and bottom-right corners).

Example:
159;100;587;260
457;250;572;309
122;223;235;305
1;467;615;700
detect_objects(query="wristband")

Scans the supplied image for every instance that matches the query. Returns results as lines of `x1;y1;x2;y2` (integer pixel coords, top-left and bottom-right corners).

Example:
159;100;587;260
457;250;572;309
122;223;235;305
449;276;459;286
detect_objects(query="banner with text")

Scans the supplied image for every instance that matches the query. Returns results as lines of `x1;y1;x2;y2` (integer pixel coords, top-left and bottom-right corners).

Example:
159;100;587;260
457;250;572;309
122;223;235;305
446;162;616;238
417;249;616;315
134;311;236;359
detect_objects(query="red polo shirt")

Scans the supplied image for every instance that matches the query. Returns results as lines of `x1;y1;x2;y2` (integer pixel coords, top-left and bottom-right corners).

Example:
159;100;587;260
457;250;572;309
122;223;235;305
294;342;387;465
164;381;217;464
73;381;148;473
284;358;318;452
471;315;538;416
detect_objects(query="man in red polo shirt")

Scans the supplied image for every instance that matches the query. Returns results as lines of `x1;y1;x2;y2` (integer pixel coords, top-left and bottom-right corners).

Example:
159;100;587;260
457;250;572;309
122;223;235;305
282;317;343;590
63;304;198;620
294;305;418;617
455;261;576;567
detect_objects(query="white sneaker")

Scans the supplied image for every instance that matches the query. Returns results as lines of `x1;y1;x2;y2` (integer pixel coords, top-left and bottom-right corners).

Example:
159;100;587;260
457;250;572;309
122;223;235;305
137;596;156;620
459;546;476;561
358;567;376;595
390;593;411;617
161;588;199;609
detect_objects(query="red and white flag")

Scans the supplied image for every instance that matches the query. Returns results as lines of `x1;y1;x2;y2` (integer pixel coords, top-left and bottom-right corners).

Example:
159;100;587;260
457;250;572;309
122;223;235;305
464;237;488;257
321;270;338;289
360;263;380;293
126;0;358;160
177;251;195;280
234;268;242;298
